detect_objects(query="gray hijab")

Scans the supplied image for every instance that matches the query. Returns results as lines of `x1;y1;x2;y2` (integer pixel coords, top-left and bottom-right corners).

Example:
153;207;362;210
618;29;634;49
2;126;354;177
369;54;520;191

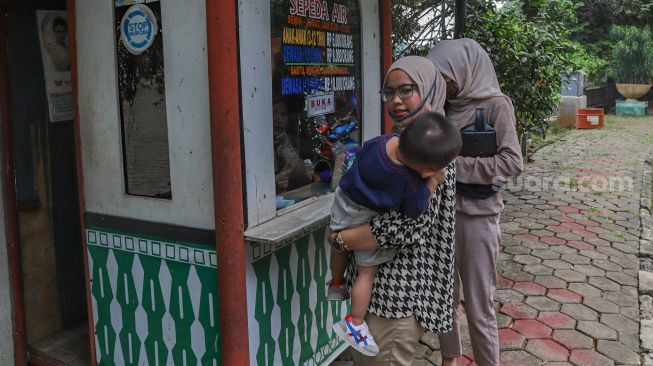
427;38;513;126
383;56;446;131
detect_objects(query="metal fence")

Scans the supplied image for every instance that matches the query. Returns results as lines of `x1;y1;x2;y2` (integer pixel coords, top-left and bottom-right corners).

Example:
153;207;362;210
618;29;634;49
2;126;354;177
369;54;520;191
585;82;620;111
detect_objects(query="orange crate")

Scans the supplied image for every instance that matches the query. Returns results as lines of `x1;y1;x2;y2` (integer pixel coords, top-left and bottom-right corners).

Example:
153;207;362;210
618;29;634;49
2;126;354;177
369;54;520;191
576;108;604;129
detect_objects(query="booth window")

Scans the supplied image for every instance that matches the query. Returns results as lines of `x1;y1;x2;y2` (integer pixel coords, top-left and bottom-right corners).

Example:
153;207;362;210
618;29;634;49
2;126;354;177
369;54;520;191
271;0;362;210
115;1;171;199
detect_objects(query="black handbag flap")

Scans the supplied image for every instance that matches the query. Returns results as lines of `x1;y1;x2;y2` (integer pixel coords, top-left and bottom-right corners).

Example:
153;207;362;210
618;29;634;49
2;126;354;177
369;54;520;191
459;108;497;158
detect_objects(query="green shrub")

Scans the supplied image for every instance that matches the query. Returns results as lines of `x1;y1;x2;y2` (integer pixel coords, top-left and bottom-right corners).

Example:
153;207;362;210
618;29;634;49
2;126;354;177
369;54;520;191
466;2;595;136
608;25;653;84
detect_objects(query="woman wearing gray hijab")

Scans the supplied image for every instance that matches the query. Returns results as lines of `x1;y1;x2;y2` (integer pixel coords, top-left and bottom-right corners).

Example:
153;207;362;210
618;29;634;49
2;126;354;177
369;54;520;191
427;38;523;366
328;56;456;365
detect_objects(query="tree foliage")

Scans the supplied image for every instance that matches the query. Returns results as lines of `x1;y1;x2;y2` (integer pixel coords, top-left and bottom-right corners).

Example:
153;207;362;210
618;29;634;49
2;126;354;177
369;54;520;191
607;25;653;84
466;0;595;136
390;0;490;56
559;0;653;83
391;0;454;57
390;1;653;135
575;1;653;49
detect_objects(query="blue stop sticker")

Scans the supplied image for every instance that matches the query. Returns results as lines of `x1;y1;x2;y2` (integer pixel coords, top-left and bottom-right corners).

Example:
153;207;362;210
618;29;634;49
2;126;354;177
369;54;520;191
120;4;158;55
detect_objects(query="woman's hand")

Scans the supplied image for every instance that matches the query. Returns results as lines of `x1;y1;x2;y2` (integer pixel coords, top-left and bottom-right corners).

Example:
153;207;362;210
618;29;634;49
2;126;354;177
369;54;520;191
326;227;336;245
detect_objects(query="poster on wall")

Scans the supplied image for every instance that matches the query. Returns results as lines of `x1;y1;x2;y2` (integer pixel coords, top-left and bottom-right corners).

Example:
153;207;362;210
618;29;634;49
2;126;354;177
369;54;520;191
271;0;362;207
36;10;73;122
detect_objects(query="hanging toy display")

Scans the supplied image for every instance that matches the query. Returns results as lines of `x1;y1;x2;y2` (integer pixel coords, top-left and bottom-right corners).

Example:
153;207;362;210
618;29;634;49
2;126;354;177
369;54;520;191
312;159;333;183
330;138;358;189
327;121;358;142
306;114;359;187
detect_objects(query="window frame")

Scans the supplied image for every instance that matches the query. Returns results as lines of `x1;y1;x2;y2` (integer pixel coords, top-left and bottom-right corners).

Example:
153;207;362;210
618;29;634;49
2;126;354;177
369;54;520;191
78;0;214;230
239;0;382;230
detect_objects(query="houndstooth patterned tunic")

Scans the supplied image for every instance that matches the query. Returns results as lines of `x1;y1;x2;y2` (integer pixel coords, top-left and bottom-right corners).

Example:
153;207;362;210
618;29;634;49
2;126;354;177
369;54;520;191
345;163;456;334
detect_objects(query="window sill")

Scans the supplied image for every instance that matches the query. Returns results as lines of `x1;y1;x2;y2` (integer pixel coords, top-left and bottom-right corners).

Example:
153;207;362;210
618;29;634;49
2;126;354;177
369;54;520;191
244;193;334;245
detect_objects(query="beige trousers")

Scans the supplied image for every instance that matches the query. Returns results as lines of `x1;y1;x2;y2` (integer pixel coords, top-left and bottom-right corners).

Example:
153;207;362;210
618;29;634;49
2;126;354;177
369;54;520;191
352;313;424;366
438;212;501;366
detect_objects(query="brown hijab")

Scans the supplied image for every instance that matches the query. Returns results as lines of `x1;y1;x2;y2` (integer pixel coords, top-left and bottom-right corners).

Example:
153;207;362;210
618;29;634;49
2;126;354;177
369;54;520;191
382;55;446;131
427;38;513;127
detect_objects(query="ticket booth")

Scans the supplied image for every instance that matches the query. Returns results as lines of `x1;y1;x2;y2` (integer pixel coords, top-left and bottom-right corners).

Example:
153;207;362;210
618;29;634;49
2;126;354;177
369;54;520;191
1;0;392;364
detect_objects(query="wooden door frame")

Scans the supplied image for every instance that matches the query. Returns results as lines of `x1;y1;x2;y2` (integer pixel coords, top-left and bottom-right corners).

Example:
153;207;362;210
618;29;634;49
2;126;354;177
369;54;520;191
0;1;96;364
66;0;97;364
0;1;28;364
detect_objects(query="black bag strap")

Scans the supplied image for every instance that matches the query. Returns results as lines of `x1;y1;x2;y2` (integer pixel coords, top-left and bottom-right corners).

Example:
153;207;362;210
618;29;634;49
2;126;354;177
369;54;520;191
475;108;485;132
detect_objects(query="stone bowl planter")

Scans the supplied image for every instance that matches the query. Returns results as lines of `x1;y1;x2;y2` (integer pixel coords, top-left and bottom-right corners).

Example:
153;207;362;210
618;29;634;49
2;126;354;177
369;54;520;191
616;83;652;102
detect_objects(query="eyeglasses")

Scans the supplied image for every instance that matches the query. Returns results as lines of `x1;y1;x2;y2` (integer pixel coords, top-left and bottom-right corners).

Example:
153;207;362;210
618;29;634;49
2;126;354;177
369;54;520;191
380;84;417;102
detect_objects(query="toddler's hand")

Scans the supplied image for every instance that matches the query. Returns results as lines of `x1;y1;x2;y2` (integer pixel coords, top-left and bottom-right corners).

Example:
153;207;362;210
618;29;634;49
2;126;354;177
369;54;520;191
427;176;437;193
433;169;446;186
427;170;446;193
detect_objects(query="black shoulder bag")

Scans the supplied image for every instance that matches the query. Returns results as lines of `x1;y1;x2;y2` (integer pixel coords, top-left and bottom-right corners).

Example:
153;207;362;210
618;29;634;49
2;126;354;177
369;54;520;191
457;108;500;199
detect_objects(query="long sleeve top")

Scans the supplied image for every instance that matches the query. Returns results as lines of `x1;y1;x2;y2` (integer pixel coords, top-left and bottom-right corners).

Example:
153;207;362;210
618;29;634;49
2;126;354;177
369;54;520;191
455;97;524;215
345;163;456;333
339;134;431;219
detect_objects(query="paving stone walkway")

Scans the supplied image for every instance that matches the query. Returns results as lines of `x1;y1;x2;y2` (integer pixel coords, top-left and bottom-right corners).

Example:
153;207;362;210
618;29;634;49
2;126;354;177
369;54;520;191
331;116;653;366
412;116;653;365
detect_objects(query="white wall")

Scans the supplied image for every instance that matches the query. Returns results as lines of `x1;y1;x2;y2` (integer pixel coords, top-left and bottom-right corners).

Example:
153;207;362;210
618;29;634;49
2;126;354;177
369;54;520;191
0;142;15;364
359;0;383;143
77;0;214;230
239;0;275;227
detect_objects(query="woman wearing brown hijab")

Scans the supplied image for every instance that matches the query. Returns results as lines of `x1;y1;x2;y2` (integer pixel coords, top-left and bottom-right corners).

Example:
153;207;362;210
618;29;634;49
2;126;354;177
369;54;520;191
330;56;456;365
427;38;523;366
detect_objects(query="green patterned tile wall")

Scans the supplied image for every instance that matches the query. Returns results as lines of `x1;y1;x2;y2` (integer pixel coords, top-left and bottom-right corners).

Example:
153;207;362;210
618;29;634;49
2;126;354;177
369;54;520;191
87;224;347;365
247;226;349;366
86;227;221;365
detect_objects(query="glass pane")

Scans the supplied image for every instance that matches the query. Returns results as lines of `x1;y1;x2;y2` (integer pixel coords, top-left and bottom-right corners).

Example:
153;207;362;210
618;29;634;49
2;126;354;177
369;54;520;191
271;0;363;209
115;1;171;199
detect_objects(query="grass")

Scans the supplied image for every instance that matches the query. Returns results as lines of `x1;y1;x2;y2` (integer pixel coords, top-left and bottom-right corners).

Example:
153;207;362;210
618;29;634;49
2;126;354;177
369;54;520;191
527;123;571;153
603;115;618;129
559;177;594;188
561;177;580;187
611;231;625;239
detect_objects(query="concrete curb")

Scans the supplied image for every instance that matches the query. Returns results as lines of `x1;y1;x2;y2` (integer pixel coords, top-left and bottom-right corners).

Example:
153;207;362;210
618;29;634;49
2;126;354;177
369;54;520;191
640;160;653;365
